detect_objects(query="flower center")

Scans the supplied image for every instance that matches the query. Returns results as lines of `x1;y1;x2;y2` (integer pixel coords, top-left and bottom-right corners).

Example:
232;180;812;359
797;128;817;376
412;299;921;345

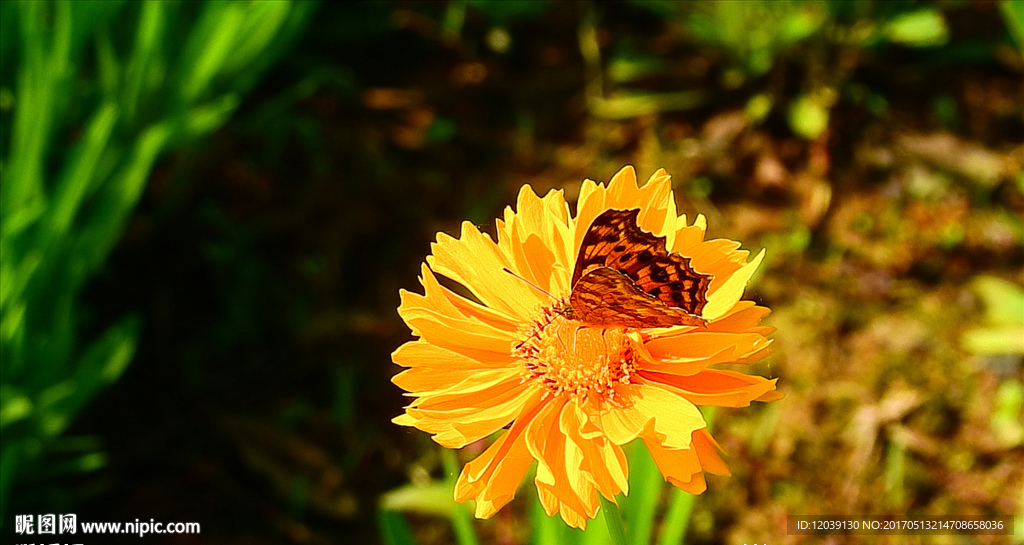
513;305;637;406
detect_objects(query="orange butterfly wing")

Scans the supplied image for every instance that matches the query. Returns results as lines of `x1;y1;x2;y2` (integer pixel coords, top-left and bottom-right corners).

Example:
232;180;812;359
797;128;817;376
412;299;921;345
568;208;712;328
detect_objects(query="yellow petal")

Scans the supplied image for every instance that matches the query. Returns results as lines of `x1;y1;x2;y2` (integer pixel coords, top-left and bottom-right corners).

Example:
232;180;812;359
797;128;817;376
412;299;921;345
702;248;766;321
560;402;629;499
429;222;544;320
611;167;677;247
641;370;780;408
528;399;600;527
644;331;769;367
500;185;574;296
600;383;706;449
706;301;774;335
756;388;786;402
690;239;746;282
671;222;707;255
692;429;730;476
403;371;538;448
575;166;678;252
397;264;519;358
393;339;514;371
639;344;739;377
399;298;516;359
455;407;537;517
643;437;707;493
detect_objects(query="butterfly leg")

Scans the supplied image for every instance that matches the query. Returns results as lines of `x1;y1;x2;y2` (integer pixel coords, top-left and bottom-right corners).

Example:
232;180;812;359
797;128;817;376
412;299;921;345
571;323;590;354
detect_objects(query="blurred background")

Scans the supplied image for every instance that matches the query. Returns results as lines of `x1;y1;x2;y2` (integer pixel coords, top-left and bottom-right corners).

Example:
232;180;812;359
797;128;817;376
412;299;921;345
1;1;1022;544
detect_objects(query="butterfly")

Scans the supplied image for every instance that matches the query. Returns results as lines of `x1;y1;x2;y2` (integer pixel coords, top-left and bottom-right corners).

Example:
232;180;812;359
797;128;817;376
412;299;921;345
562;208;712;328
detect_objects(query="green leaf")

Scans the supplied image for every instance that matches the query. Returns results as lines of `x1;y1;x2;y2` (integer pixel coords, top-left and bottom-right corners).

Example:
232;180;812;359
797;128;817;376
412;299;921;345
991;381;1024;448
1001;0;1024;54
441;448;480;545
0;251;41;315
745;93;774;125
531;487;572;545
222;1;293;74
184;94;241;138
962;326;1024;355
377;510;420;545
0;386;32;428
379;482;457;517
779;8;826;44
883;9;949;47
47;103;120;239
625;442;662;545
788;94;830;139
607;55;667;83
74;316;139;386
884;432;906;509
122;0;166;123
962;276;1024;355
658;487;696;545
971;276;1024;326
177;1;247;104
599;496;628;545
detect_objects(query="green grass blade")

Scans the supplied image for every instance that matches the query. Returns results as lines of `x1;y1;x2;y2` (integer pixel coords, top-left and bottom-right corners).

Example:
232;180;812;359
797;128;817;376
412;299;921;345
530;483;571;545
46;102;120;239
600;496;628;545
658;488;696;545
378;509;420;545
223;0;292;74
4;2;52;217
625;441;663;545
441;448;481;545
177;1;246;105
75;121;169;277
122;0;165;123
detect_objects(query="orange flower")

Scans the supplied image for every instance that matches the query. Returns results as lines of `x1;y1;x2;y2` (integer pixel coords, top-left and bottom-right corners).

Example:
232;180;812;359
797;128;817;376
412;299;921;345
393;166;781;529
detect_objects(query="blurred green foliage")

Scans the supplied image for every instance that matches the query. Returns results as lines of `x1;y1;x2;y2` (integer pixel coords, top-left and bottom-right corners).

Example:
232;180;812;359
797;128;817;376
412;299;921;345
0;0;313;518
962;276;1024;356
991;381;1024;448
448;0;1015;138
1002;0;1024;53
681;0;827;77
681;0;954;138
598;0;1018;139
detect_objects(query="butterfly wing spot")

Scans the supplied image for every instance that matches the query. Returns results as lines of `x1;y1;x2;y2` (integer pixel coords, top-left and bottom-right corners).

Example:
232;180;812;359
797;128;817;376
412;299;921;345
649;266;670;283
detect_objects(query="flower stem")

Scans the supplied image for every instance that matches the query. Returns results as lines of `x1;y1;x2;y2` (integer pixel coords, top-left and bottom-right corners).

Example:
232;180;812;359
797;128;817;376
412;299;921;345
600;495;629;545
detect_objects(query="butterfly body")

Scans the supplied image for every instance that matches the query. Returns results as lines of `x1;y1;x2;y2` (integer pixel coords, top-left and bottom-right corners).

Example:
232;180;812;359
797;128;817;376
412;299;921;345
566;208;711;328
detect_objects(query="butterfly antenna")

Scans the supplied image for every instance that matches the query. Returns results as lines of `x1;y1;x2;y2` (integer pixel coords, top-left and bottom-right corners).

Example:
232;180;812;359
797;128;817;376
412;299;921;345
501;267;554;299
